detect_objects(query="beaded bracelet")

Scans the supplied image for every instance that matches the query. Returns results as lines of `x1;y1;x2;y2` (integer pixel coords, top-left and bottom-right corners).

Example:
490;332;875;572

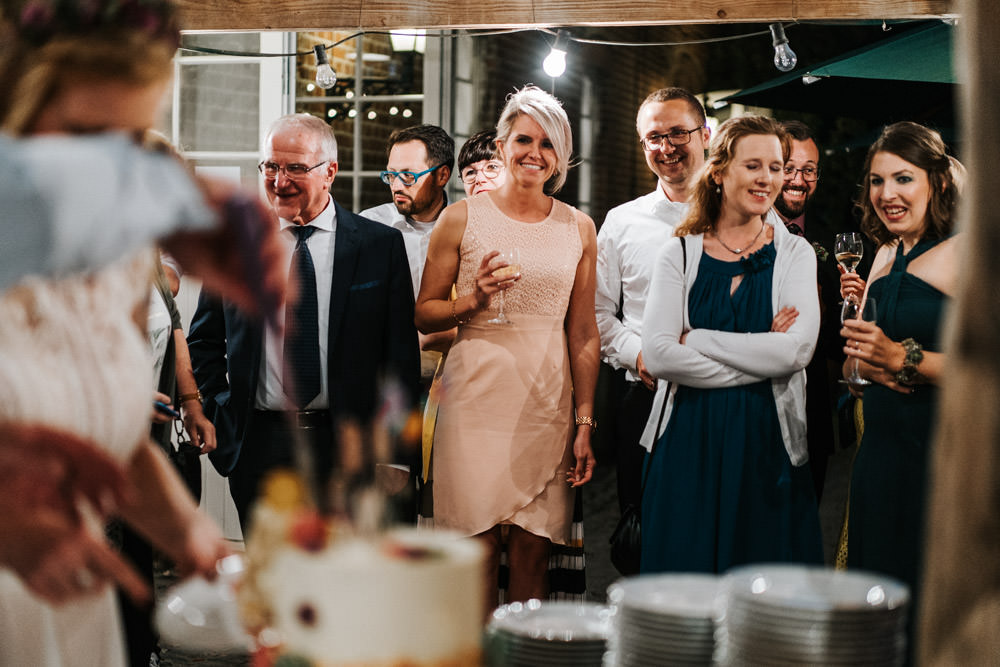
451;299;471;326
894;337;924;385
178;391;203;404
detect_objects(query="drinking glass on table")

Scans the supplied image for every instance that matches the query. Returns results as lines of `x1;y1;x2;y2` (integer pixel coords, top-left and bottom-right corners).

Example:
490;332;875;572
835;233;864;302
840;296;877;387
487;249;520;326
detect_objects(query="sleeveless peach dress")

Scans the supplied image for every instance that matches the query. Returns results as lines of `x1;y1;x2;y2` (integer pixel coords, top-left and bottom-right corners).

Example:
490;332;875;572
432;193;582;545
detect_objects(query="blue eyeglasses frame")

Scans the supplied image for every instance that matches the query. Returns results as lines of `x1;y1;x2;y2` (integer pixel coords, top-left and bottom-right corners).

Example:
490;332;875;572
379;163;444;186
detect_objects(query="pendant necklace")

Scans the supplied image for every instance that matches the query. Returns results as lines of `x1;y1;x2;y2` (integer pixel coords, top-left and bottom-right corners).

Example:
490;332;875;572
716;220;766;255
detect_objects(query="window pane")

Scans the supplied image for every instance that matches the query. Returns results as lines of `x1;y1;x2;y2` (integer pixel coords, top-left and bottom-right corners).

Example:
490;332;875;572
361;102;423;172
358;176;391;213
179;33;260;54
295;32;424;99
179;63;261;152
296;31;359;100
187;158;261;190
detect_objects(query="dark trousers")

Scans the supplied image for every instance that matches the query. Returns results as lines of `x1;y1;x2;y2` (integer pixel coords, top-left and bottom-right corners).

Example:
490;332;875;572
229;410;334;532
614;381;656;513
114;524;156;667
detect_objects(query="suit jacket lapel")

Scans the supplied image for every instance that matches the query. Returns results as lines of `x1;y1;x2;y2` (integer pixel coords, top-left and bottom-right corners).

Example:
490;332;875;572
226;303;265;410
328;202;359;351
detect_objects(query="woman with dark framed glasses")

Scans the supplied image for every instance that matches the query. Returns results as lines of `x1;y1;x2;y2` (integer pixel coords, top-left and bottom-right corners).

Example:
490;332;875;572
457;129;507;197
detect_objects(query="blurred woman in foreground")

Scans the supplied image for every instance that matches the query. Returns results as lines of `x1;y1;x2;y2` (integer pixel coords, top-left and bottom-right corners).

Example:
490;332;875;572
0;1;230;664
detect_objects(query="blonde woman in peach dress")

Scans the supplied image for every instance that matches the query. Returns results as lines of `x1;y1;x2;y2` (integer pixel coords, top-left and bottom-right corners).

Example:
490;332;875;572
416;86;599;615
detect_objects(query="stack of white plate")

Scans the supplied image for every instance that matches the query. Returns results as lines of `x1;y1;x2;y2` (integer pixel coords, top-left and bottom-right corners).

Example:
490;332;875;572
484;600;612;667
607;573;720;666
715;564;909;666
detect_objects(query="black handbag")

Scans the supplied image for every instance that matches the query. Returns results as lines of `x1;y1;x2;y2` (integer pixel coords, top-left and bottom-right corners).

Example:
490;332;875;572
169;420;203;503
608;393;669;576
609;501;643;576
607;237;685;576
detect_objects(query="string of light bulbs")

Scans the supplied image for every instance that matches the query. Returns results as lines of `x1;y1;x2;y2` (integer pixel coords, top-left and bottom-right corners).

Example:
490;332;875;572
177;21;934;90
177;24;811;90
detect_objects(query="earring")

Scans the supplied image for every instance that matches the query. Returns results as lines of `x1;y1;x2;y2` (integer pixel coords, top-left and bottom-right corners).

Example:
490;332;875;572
715;185;721;195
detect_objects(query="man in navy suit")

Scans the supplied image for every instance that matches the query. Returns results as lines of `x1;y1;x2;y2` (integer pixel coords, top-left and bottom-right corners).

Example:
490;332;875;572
188;113;419;528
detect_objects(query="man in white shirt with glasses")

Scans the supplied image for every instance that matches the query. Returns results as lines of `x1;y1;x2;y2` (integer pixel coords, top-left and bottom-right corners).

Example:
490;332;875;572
361;124;455;521
361;124;454;305
596;88;710;517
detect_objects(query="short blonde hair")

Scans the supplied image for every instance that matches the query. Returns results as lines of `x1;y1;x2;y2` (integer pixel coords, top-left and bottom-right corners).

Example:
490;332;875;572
495;85;573;194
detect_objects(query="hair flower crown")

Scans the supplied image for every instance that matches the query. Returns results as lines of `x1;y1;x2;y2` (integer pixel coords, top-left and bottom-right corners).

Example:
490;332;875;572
15;0;179;46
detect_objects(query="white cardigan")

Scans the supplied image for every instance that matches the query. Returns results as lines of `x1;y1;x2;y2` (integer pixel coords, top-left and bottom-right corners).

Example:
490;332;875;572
639;217;819;466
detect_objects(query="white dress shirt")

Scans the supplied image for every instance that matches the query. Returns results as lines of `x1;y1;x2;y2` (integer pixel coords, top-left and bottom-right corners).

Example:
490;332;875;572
596;186;689;382
359;201;442;299
638;219;819;465
256;195;336;410
360;200;446;379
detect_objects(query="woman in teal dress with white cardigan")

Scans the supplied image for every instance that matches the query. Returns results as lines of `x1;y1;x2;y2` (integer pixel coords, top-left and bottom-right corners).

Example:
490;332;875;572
639;115;823;573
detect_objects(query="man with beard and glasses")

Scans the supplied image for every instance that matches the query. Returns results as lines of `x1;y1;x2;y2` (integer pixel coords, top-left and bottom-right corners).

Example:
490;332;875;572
362;124;456;378
361;124;455;521
596;88;710;520
362;125;454;305
775;120;849;500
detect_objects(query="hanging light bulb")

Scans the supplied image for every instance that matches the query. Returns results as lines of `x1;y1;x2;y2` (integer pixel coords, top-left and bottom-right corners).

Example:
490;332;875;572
769;23;797;72
313;45;337;90
542;31;569;78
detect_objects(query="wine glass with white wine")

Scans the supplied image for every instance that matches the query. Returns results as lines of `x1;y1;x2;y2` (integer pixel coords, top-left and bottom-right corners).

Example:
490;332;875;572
835;232;864;302
486;249;520;326
840;296;877;386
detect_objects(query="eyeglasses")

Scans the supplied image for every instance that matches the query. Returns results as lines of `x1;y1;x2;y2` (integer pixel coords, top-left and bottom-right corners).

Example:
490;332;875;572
258;160;329;180
380;164;443;187
783;165;819;182
460;161;503;185
639;128;703;151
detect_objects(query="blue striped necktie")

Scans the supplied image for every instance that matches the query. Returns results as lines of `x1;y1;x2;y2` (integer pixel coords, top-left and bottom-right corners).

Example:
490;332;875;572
283;225;320;408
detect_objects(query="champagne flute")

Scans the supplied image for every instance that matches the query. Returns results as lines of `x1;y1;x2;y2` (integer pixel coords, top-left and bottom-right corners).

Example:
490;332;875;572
835;232;864;303
840;296;877;386
486;249;520;326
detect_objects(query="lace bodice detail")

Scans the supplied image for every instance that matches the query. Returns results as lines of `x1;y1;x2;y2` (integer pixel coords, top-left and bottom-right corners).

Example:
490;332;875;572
0;252;155;462
457;194;582;318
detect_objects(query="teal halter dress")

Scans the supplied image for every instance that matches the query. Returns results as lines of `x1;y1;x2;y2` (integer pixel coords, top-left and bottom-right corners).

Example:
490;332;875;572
847;238;948;604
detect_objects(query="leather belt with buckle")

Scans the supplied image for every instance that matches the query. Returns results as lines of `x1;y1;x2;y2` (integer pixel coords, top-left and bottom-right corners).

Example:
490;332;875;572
255;409;330;430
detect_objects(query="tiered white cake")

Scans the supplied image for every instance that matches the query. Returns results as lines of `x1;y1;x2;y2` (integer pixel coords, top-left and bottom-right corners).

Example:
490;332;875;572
241;473;484;667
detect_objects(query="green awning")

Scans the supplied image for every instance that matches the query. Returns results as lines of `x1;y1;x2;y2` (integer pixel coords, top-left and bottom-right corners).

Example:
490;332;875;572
722;22;956;122
808;22;953;84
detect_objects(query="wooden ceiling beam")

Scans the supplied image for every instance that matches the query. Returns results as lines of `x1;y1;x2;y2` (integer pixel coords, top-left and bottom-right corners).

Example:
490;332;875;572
176;0;958;32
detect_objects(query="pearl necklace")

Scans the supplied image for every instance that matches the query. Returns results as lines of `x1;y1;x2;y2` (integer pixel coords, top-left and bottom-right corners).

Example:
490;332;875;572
716;221;766;255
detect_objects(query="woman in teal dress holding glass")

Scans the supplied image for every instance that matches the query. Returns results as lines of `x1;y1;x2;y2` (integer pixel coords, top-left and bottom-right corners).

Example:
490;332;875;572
839;123;962;636
639;115;823;574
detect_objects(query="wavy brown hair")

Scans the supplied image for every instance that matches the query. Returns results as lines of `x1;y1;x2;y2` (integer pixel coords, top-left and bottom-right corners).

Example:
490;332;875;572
674;115;790;237
856;121;960;246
